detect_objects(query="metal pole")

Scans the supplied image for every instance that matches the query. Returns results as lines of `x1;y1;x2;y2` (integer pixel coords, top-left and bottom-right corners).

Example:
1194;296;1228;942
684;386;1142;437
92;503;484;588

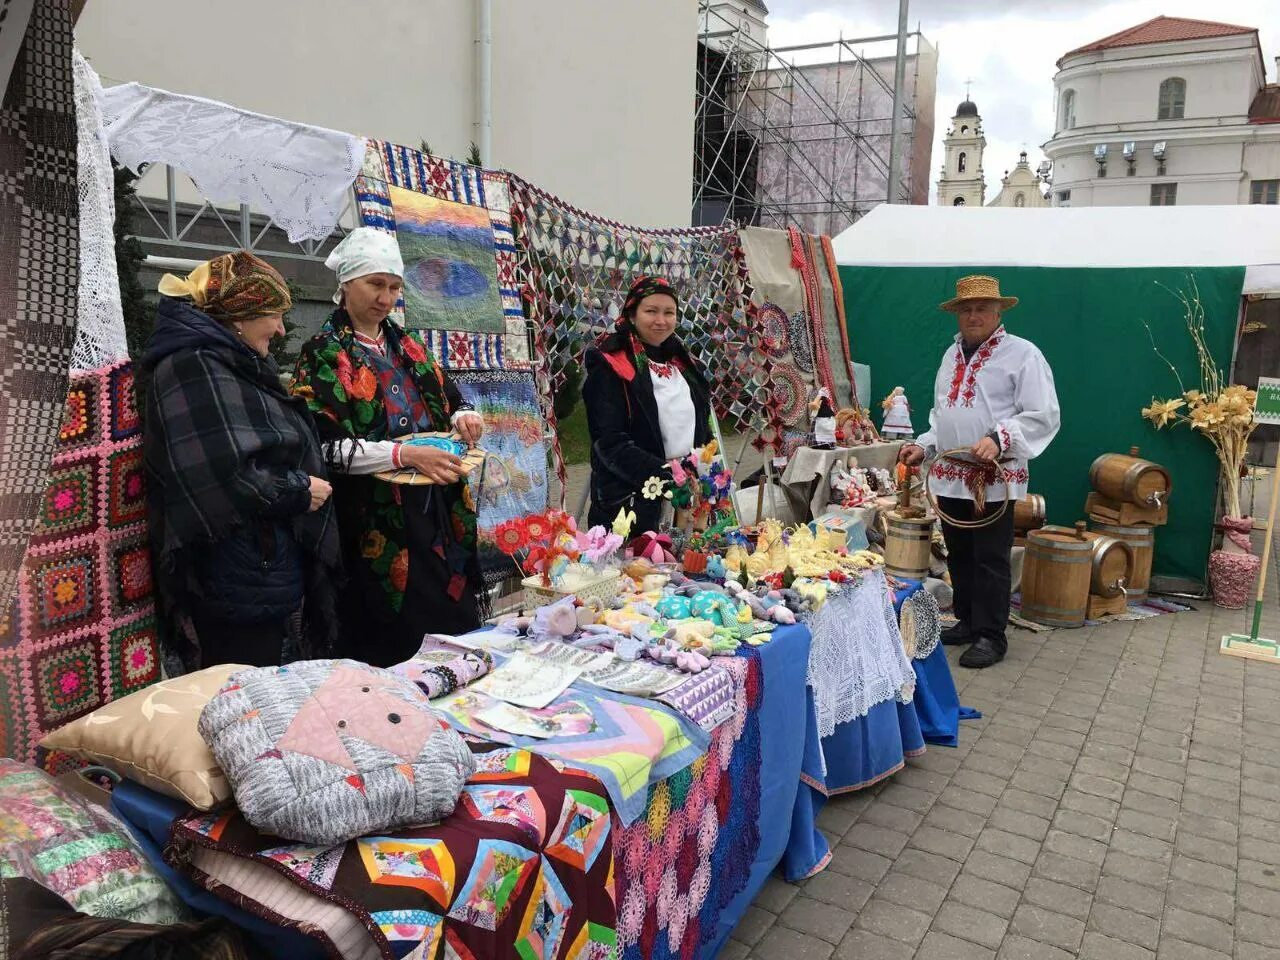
476;0;493;164
886;0;909;204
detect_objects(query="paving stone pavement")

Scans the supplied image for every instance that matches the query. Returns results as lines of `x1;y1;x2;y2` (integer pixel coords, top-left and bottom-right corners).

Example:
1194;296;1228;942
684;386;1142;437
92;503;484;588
729;529;1280;960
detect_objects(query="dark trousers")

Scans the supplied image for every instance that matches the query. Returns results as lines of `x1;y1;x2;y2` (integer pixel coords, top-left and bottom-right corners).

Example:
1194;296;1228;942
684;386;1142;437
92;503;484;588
194;612;292;669
939;496;1016;654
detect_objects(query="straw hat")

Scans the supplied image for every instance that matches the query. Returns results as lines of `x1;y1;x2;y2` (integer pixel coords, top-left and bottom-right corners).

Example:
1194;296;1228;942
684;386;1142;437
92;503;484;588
939;275;1019;313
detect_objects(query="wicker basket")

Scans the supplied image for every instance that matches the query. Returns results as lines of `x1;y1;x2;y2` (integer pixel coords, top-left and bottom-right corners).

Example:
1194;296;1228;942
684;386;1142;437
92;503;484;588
521;572;621;606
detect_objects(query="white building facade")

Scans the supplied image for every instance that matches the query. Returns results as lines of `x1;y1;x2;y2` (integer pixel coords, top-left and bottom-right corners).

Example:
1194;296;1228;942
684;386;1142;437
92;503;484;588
988;152;1051;208
1042;16;1280;207
936;99;986;207
76;0;698;229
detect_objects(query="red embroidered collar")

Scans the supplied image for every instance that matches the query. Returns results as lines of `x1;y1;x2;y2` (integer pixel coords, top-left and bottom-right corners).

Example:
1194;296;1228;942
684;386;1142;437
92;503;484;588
946;326;1006;408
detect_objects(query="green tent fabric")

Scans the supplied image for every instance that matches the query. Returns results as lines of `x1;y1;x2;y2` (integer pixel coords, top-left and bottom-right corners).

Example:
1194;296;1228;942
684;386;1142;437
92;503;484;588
840;264;1245;585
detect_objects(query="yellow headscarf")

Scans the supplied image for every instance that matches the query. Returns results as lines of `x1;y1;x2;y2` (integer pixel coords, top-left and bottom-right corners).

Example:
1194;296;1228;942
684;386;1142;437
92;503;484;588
158;251;292;323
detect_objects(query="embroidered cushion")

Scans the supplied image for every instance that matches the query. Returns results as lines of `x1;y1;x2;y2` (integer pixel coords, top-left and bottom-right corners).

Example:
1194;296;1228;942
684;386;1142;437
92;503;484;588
0;759;188;923
40;664;246;810
198;659;475;844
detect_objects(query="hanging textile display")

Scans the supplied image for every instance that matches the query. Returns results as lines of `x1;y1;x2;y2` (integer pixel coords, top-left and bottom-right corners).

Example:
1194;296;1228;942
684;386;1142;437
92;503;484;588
355;140;531;368
739;226;823;458
98;83;365;244
452;371;549;585
511;178;785;491
3;362;161;770
0;0;79;618
820;234;860;407
72;51;129;374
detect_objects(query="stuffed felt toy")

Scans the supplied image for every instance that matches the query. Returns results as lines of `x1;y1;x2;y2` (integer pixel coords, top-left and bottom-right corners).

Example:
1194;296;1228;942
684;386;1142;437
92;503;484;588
655;594;694;620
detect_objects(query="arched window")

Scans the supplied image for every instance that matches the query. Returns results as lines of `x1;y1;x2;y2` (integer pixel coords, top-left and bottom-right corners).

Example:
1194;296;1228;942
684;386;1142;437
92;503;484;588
1158;78;1186;120
958;152;967;173
1014;193;1026;207
953;196;966;206
1060;89;1076;130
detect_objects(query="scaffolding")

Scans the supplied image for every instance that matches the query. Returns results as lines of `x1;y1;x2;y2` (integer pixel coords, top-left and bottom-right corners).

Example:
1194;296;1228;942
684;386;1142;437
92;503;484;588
694;3;937;236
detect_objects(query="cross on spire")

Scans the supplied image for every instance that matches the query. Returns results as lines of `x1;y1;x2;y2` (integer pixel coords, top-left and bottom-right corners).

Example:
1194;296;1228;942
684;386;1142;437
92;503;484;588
964;78;973;100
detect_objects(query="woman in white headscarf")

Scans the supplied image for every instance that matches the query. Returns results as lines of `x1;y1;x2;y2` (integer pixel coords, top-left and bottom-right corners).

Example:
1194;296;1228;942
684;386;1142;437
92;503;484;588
291;228;486;665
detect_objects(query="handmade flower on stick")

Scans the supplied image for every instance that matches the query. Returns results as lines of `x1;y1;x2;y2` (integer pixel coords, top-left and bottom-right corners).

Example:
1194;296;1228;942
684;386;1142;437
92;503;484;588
641;476;667;500
612;507;637;539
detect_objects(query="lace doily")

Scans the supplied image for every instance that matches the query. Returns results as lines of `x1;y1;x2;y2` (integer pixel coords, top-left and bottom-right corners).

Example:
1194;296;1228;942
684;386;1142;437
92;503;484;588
98;81;365;243
806;568;916;738
902;588;941;661
71;51;128;373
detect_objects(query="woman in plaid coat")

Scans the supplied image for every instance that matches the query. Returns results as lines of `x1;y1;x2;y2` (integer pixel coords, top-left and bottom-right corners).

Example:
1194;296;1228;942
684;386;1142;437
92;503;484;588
142;252;341;674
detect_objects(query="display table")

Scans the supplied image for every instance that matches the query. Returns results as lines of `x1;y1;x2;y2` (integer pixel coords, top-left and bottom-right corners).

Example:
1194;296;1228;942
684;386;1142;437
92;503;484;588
781;441;906;519
105;577;966;960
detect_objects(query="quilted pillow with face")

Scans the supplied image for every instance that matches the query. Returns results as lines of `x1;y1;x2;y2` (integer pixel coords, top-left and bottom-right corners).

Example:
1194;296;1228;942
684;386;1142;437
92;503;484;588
198;659;476;845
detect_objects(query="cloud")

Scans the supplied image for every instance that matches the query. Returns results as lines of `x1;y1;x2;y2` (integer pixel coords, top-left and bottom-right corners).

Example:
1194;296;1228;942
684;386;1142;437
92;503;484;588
764;0;1277;203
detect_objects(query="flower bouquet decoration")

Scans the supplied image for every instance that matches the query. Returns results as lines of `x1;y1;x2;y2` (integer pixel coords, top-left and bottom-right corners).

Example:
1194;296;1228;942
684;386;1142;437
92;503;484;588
492;511;579;588
1142;280;1260;606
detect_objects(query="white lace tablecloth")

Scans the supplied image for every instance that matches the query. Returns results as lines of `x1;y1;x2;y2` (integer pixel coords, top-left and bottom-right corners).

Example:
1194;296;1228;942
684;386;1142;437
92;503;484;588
805;567;916;739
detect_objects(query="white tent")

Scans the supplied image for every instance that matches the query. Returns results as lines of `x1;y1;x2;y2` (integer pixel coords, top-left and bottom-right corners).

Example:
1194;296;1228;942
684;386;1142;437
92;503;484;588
832;204;1280;295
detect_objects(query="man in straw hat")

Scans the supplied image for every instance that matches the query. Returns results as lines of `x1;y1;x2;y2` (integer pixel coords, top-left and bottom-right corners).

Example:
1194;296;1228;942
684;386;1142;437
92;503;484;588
898;276;1060;668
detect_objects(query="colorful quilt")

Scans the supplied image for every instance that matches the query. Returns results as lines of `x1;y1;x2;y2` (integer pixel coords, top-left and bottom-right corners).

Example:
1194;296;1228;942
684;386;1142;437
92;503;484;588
170;747;618;960
508;178;787;487
614;651;762;959
355;141;529;369
0;0;80;614
453;371;549;585
435;686;709;826
2;362;161;770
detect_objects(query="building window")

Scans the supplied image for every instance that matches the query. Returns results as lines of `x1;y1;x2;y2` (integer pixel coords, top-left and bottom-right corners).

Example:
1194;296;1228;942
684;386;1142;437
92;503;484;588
1251;180;1280;204
1014;193;1026;207
1060;89;1076;130
1151;183;1178;205
1056;190;1071;207
1158;78;1186;120
953;197;966;206
958;152;967;173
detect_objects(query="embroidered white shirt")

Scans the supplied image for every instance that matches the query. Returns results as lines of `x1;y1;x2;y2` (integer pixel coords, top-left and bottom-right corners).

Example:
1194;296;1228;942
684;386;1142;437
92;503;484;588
649;361;697;460
915;325;1060;502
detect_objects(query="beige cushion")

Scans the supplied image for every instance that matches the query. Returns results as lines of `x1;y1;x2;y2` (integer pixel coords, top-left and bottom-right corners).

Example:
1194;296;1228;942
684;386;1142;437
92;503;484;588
40;664;248;810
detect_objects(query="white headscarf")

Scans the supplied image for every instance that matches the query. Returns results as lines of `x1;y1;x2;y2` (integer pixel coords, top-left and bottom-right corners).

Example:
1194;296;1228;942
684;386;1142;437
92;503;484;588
324;227;405;304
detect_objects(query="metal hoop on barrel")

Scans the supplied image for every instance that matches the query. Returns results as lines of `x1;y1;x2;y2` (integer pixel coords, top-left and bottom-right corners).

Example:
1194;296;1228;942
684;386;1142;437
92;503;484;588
923;448;1011;530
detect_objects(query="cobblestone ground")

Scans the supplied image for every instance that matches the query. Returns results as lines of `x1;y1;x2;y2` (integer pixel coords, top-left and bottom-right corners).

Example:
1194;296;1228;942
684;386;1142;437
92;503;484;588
730;529;1280;960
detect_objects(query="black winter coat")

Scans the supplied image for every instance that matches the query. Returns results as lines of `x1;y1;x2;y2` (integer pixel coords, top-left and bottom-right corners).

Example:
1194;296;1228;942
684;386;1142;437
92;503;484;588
581;334;711;536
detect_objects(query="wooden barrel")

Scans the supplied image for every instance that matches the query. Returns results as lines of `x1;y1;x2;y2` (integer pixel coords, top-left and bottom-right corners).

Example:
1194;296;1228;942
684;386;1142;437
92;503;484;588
1081;532;1135;598
1021;524;1092;628
883;512;932;580
1090;522;1153;600
1013;494;1047;534
1089;447;1172;508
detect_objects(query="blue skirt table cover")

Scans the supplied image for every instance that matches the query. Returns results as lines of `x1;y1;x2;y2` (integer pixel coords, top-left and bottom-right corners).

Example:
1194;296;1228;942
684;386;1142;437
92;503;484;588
777;578;977;882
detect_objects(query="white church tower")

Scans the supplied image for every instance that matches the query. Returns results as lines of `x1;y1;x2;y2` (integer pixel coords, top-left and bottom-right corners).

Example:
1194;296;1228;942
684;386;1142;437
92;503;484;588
937;96;986;207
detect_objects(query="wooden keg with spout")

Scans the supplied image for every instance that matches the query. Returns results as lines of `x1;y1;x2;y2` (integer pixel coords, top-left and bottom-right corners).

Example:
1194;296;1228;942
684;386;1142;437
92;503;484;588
1021;523;1093;628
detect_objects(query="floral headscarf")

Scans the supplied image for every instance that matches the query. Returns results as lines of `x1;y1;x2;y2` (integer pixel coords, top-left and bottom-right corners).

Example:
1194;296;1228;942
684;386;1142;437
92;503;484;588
157;251;291;323
620;275;678;323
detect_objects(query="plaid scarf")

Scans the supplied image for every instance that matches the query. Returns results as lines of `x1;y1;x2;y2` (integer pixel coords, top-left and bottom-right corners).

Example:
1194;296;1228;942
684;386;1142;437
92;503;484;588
143;299;341;670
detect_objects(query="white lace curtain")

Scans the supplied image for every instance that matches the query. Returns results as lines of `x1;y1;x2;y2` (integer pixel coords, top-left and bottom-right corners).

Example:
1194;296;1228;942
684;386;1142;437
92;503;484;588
97;81;365;244
71;50;128;373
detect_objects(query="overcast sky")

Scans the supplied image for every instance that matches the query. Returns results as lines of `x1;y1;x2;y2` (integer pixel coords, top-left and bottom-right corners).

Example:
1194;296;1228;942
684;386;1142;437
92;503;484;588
766;0;1278;202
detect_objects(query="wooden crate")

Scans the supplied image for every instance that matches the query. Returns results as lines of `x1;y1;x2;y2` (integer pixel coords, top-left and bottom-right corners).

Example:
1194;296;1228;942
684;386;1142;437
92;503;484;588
1085;492;1168;527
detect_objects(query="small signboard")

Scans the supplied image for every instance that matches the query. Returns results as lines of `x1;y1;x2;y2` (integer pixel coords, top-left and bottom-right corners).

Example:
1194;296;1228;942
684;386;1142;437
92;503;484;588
1257;377;1280;427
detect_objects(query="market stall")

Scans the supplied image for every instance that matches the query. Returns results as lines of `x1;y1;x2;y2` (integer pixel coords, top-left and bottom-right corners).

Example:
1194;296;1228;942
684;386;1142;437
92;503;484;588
833;204;1280;589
